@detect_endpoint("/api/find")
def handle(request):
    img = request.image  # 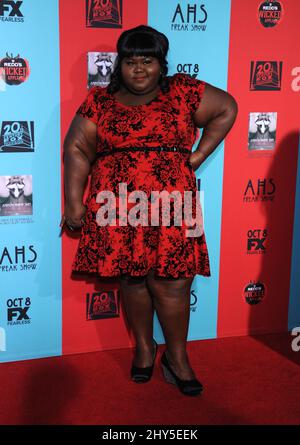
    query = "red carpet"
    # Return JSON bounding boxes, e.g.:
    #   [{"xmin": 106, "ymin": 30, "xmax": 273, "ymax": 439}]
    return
[{"xmin": 1, "ymin": 333, "xmax": 300, "ymax": 425}]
